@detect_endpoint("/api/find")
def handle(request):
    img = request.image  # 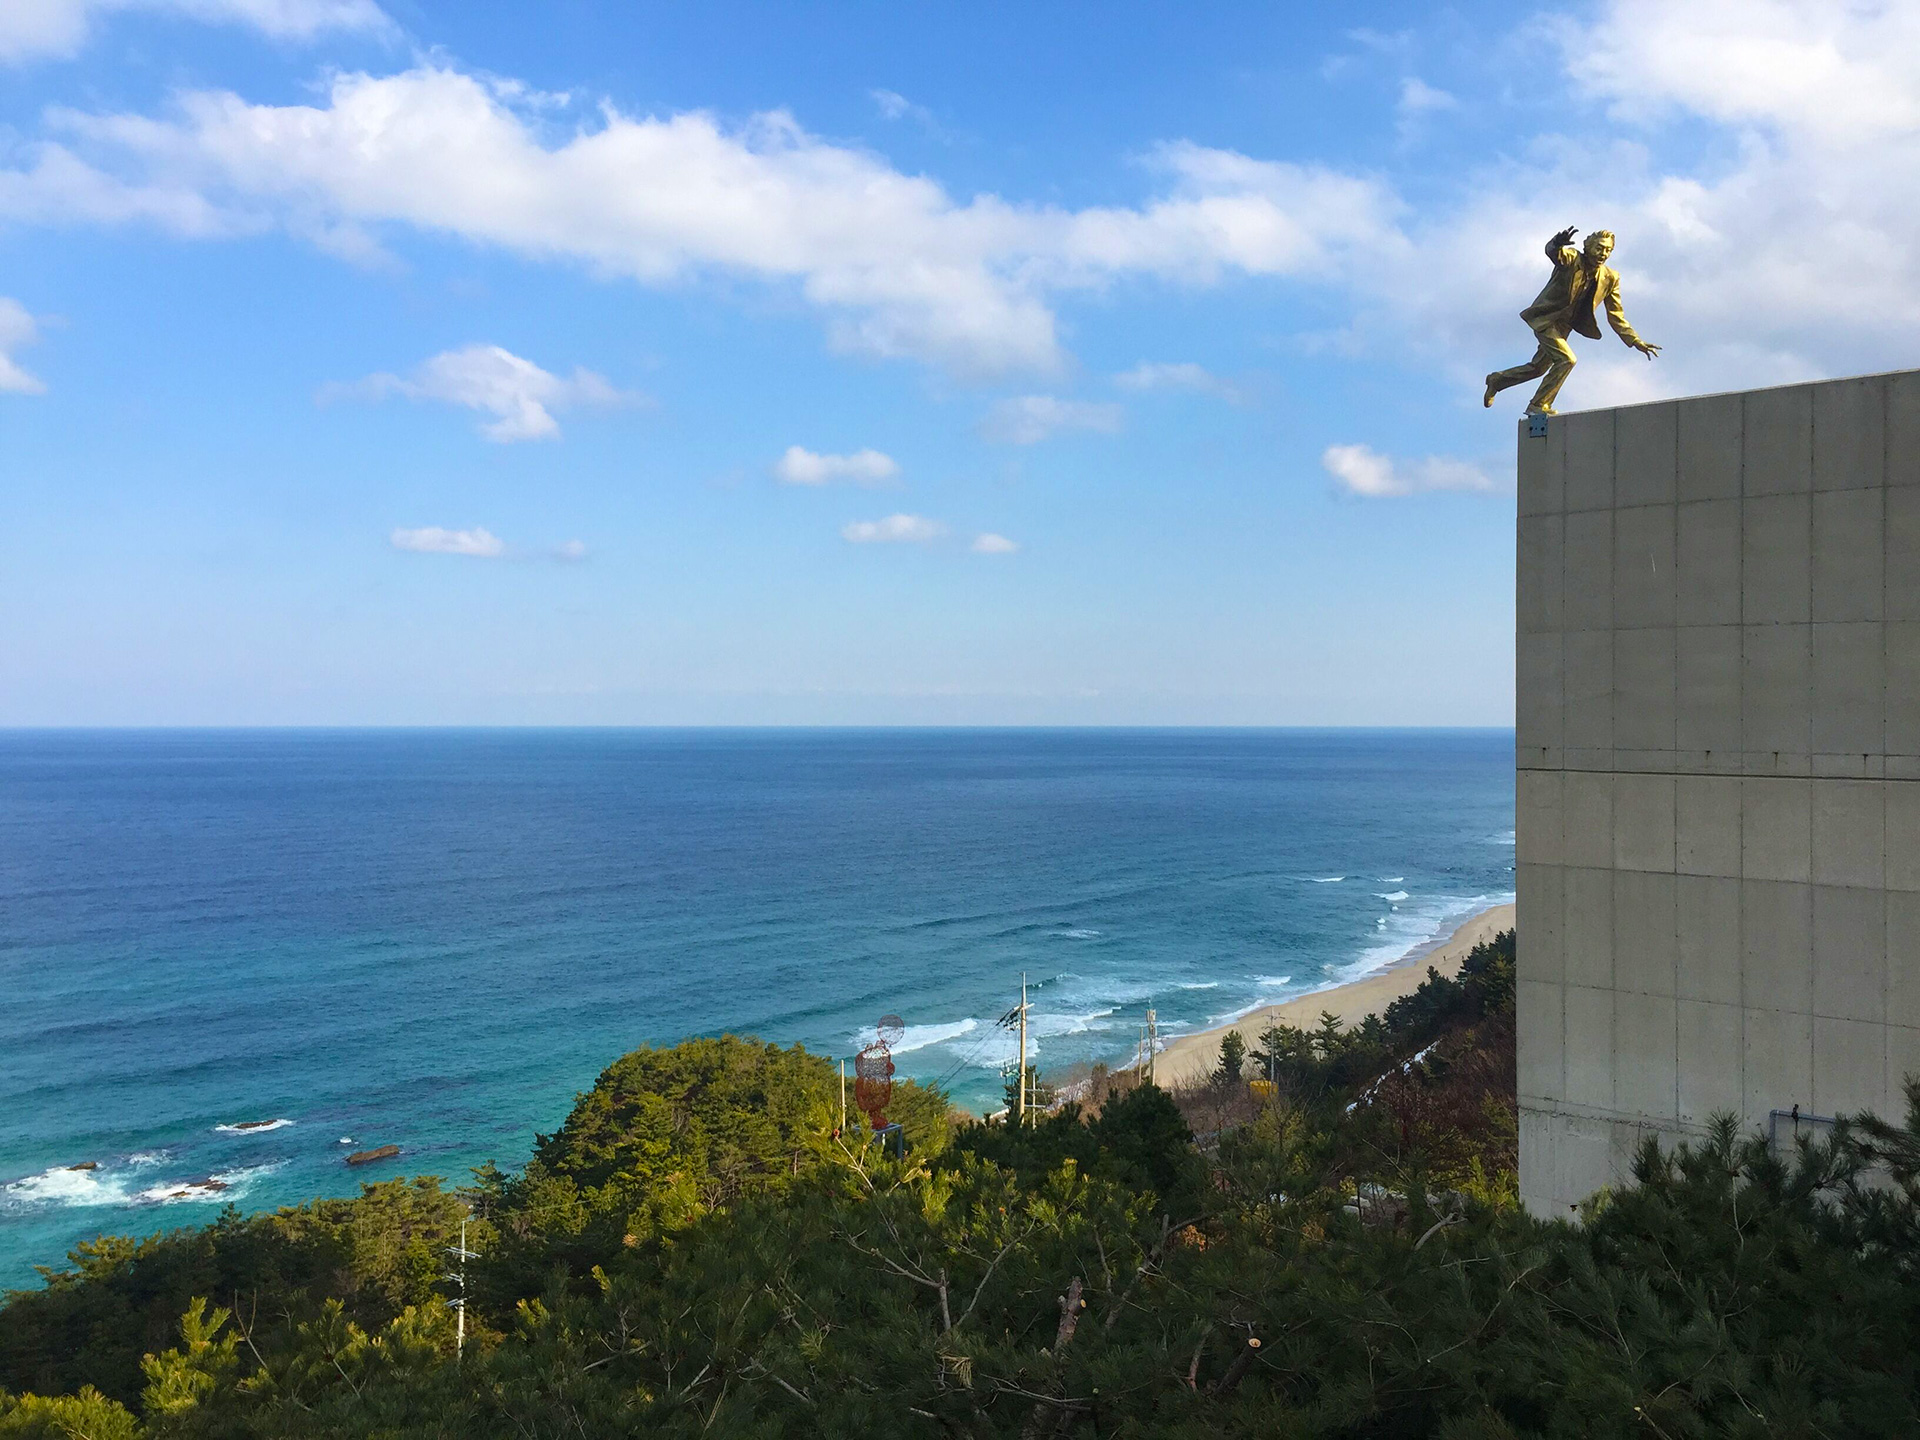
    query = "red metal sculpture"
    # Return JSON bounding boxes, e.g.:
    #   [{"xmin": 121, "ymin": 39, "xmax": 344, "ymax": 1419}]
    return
[{"xmin": 853, "ymin": 1014, "xmax": 905, "ymax": 1132}]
